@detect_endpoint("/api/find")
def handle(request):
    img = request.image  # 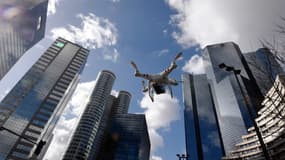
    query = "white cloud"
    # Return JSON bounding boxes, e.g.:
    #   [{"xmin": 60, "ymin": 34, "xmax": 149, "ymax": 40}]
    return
[
  {"xmin": 111, "ymin": 89, "xmax": 119, "ymax": 97},
  {"xmin": 166, "ymin": 0, "xmax": 285, "ymax": 52},
  {"xmin": 151, "ymin": 155, "xmax": 163, "ymax": 160},
  {"xmin": 140, "ymin": 92, "xmax": 180, "ymax": 154},
  {"xmin": 50, "ymin": 13, "xmax": 118, "ymax": 49},
  {"xmin": 43, "ymin": 81, "xmax": 96, "ymax": 160},
  {"xmin": 182, "ymin": 54, "xmax": 205, "ymax": 74},
  {"xmin": 103, "ymin": 48, "xmax": 120, "ymax": 63},
  {"xmin": 153, "ymin": 49, "xmax": 170, "ymax": 56},
  {"xmin": 111, "ymin": 0, "xmax": 120, "ymax": 3},
  {"xmin": 47, "ymin": 0, "xmax": 61, "ymax": 16}
]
